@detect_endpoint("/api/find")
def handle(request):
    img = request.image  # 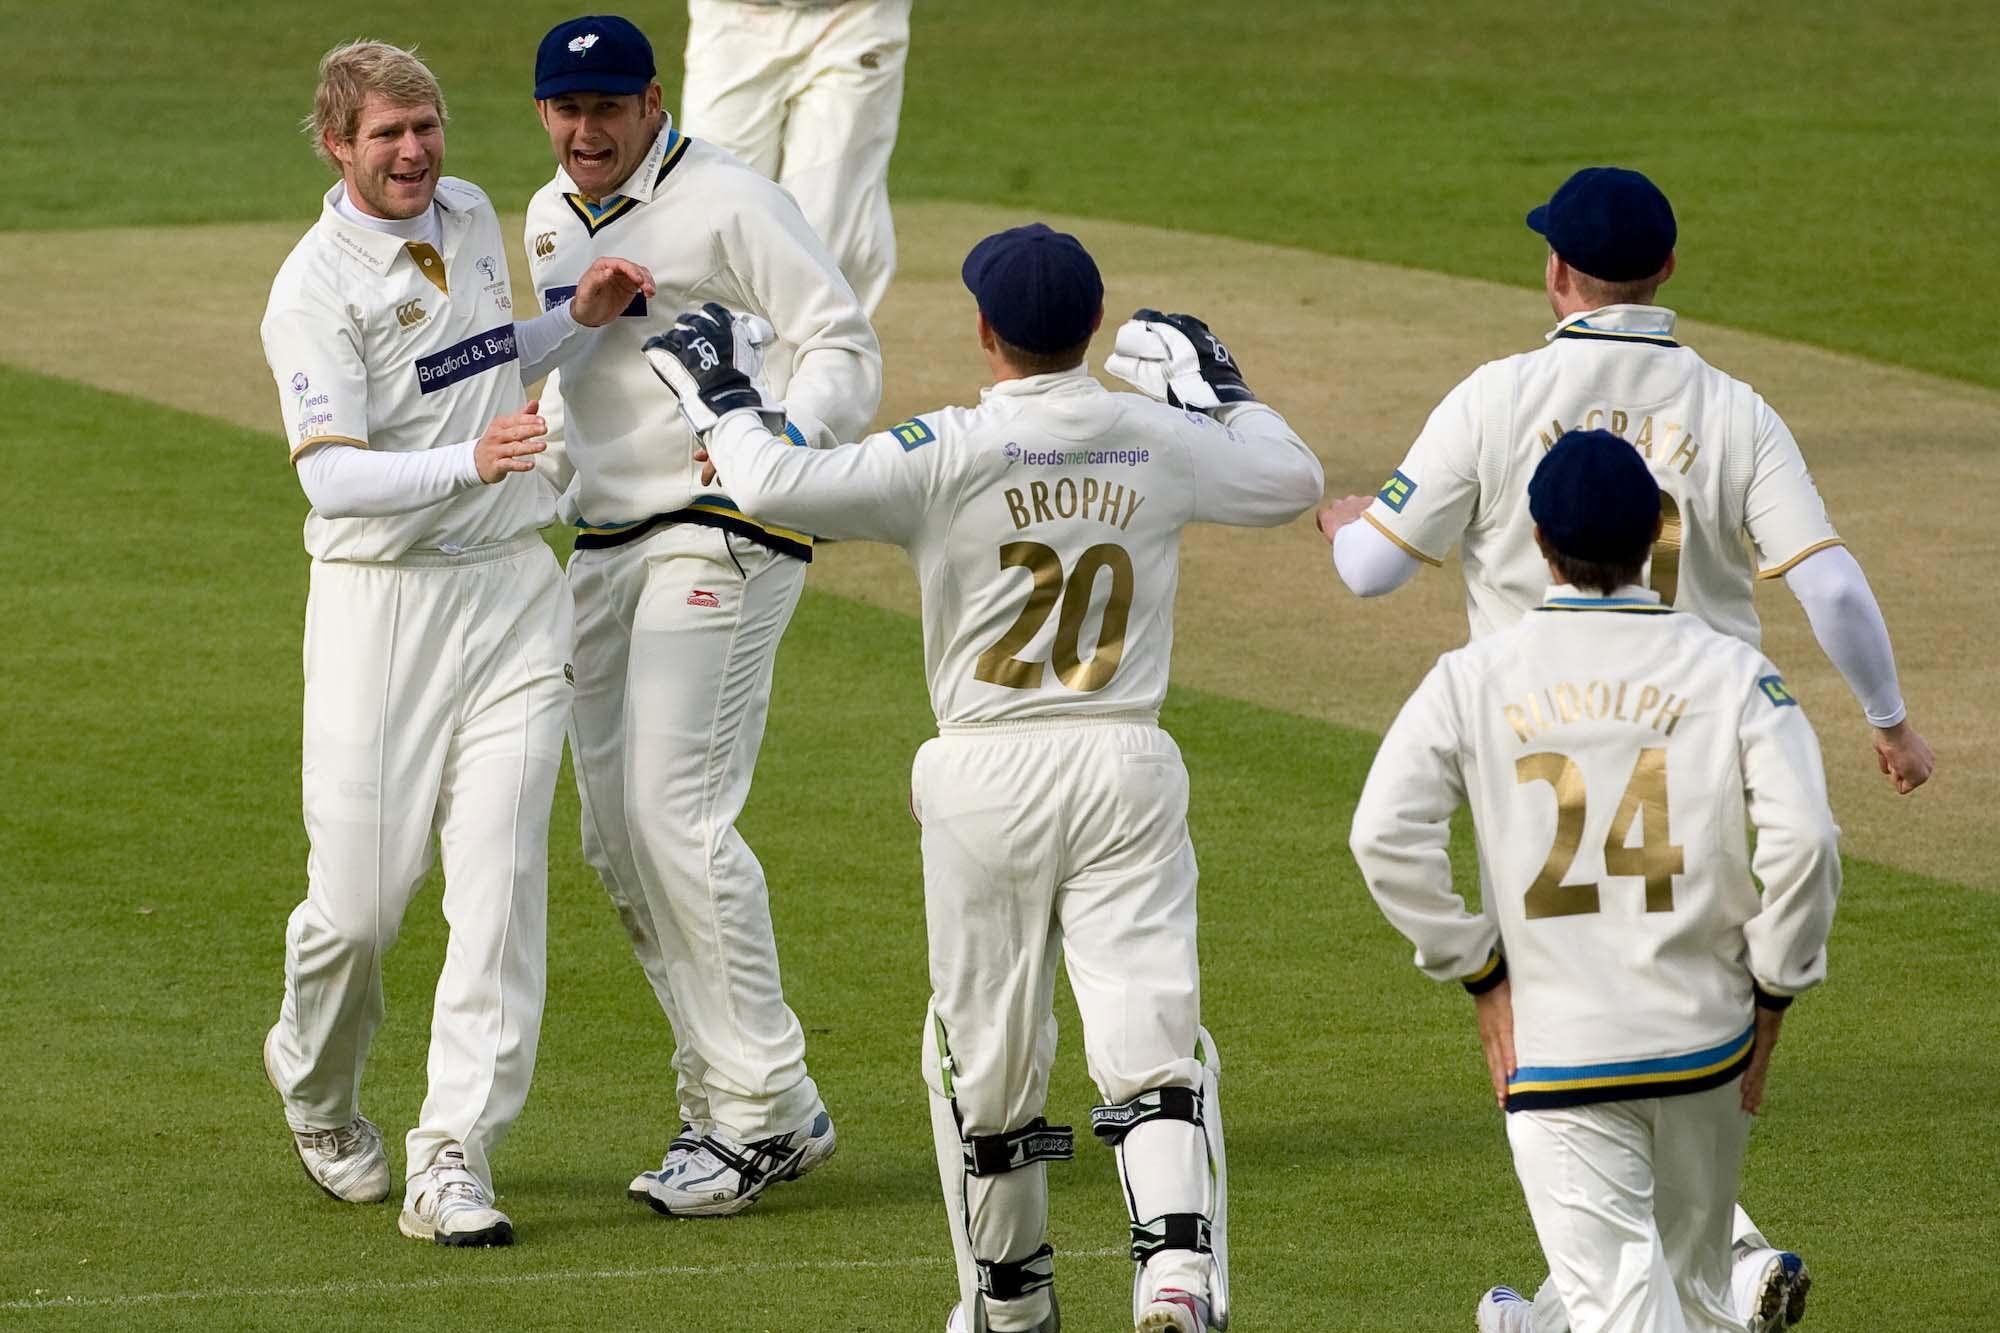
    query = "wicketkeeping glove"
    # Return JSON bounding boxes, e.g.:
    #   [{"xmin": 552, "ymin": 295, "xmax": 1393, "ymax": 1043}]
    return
[
  {"xmin": 643, "ymin": 302, "xmax": 782, "ymax": 436},
  {"xmin": 1102, "ymin": 309, "xmax": 1255, "ymax": 411}
]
